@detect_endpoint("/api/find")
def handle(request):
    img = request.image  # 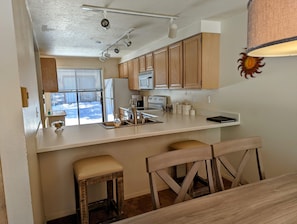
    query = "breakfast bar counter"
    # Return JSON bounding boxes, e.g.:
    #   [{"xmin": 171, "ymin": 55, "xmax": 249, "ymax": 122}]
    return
[
  {"xmin": 36, "ymin": 109, "xmax": 240, "ymax": 221},
  {"xmin": 36, "ymin": 110, "xmax": 240, "ymax": 153}
]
